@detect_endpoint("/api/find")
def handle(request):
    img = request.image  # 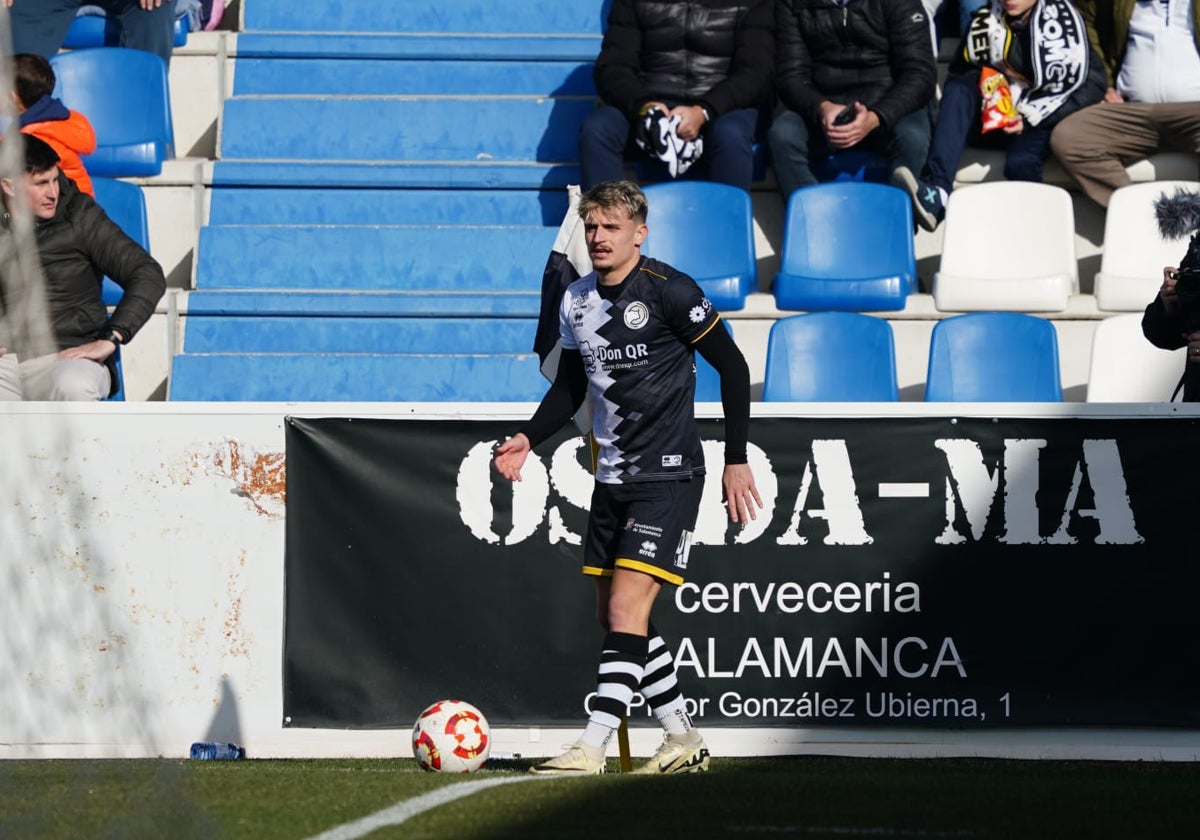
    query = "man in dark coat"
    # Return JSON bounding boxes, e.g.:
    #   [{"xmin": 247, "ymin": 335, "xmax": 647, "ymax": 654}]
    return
[
  {"xmin": 579, "ymin": 0, "xmax": 775, "ymax": 192},
  {"xmin": 769, "ymin": 0, "xmax": 938, "ymax": 202},
  {"xmin": 0, "ymin": 135, "xmax": 164, "ymax": 400}
]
